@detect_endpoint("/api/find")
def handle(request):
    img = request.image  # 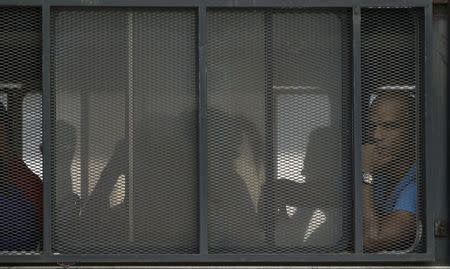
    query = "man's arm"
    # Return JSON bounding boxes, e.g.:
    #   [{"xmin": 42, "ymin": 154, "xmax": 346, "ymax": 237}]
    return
[
  {"xmin": 85, "ymin": 139, "xmax": 128, "ymax": 211},
  {"xmin": 363, "ymin": 184, "xmax": 416, "ymax": 252},
  {"xmin": 362, "ymin": 144, "xmax": 417, "ymax": 251}
]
